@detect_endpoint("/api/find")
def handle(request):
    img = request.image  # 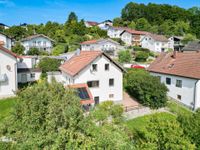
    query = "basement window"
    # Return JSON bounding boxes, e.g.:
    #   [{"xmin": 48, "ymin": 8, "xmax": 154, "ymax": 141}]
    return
[{"xmin": 177, "ymin": 95, "xmax": 182, "ymax": 100}]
